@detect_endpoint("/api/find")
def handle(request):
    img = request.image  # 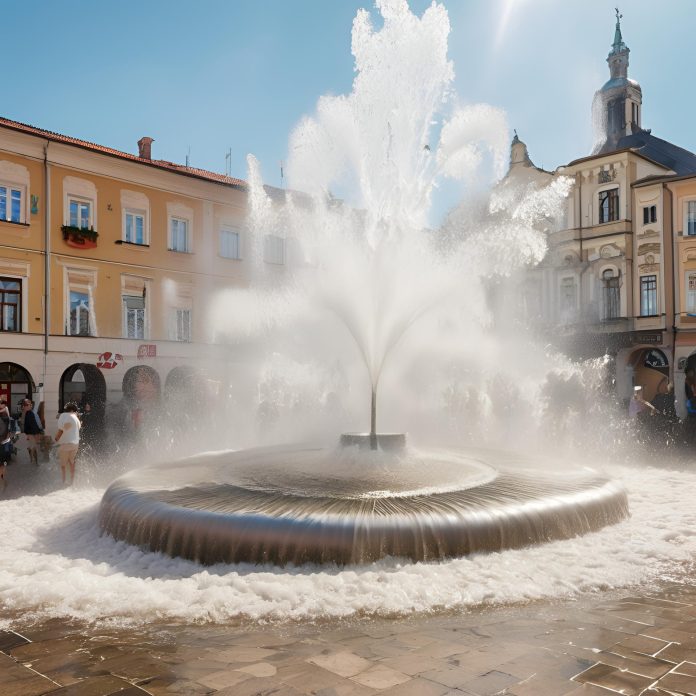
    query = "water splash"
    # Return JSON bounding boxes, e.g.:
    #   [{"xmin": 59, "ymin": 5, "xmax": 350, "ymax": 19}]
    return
[{"xmin": 211, "ymin": 0, "xmax": 570, "ymax": 438}]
